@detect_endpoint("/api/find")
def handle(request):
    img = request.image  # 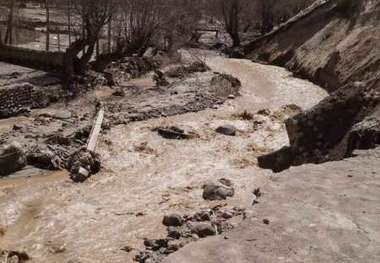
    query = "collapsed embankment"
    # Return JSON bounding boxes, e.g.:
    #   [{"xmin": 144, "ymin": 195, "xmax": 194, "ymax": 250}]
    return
[{"xmin": 244, "ymin": 0, "xmax": 380, "ymax": 171}]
